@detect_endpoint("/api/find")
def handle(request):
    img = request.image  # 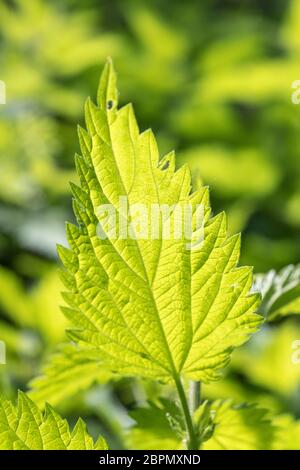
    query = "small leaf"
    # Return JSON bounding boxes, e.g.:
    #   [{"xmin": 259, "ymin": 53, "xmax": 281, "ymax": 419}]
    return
[
  {"xmin": 193, "ymin": 401, "xmax": 215, "ymax": 444},
  {"xmin": 252, "ymin": 264, "xmax": 300, "ymax": 320}
]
